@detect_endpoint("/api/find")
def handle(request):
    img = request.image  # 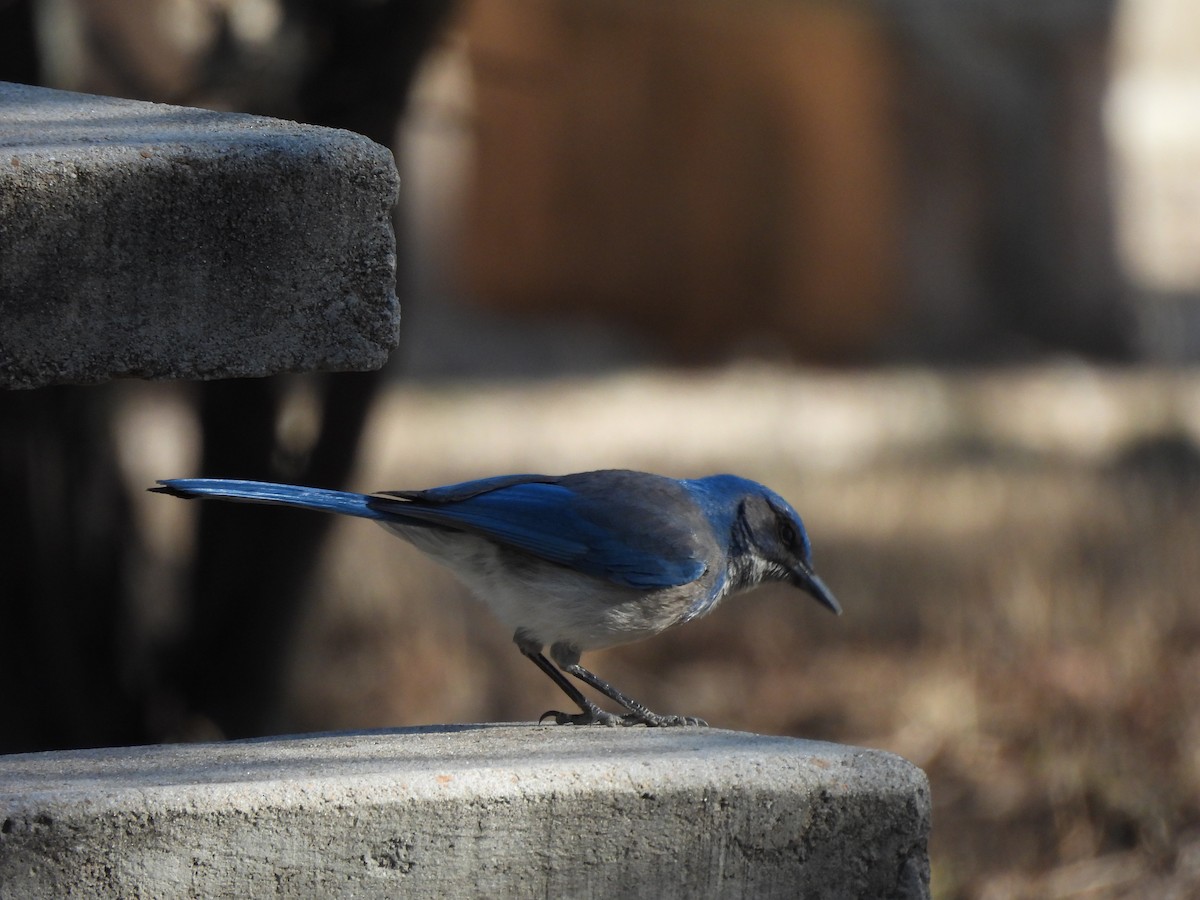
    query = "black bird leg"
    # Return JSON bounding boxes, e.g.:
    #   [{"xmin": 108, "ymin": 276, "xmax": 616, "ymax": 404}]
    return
[
  {"xmin": 561, "ymin": 662, "xmax": 707, "ymax": 727},
  {"xmin": 518, "ymin": 645, "xmax": 625, "ymax": 726},
  {"xmin": 515, "ymin": 632, "xmax": 706, "ymax": 727}
]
